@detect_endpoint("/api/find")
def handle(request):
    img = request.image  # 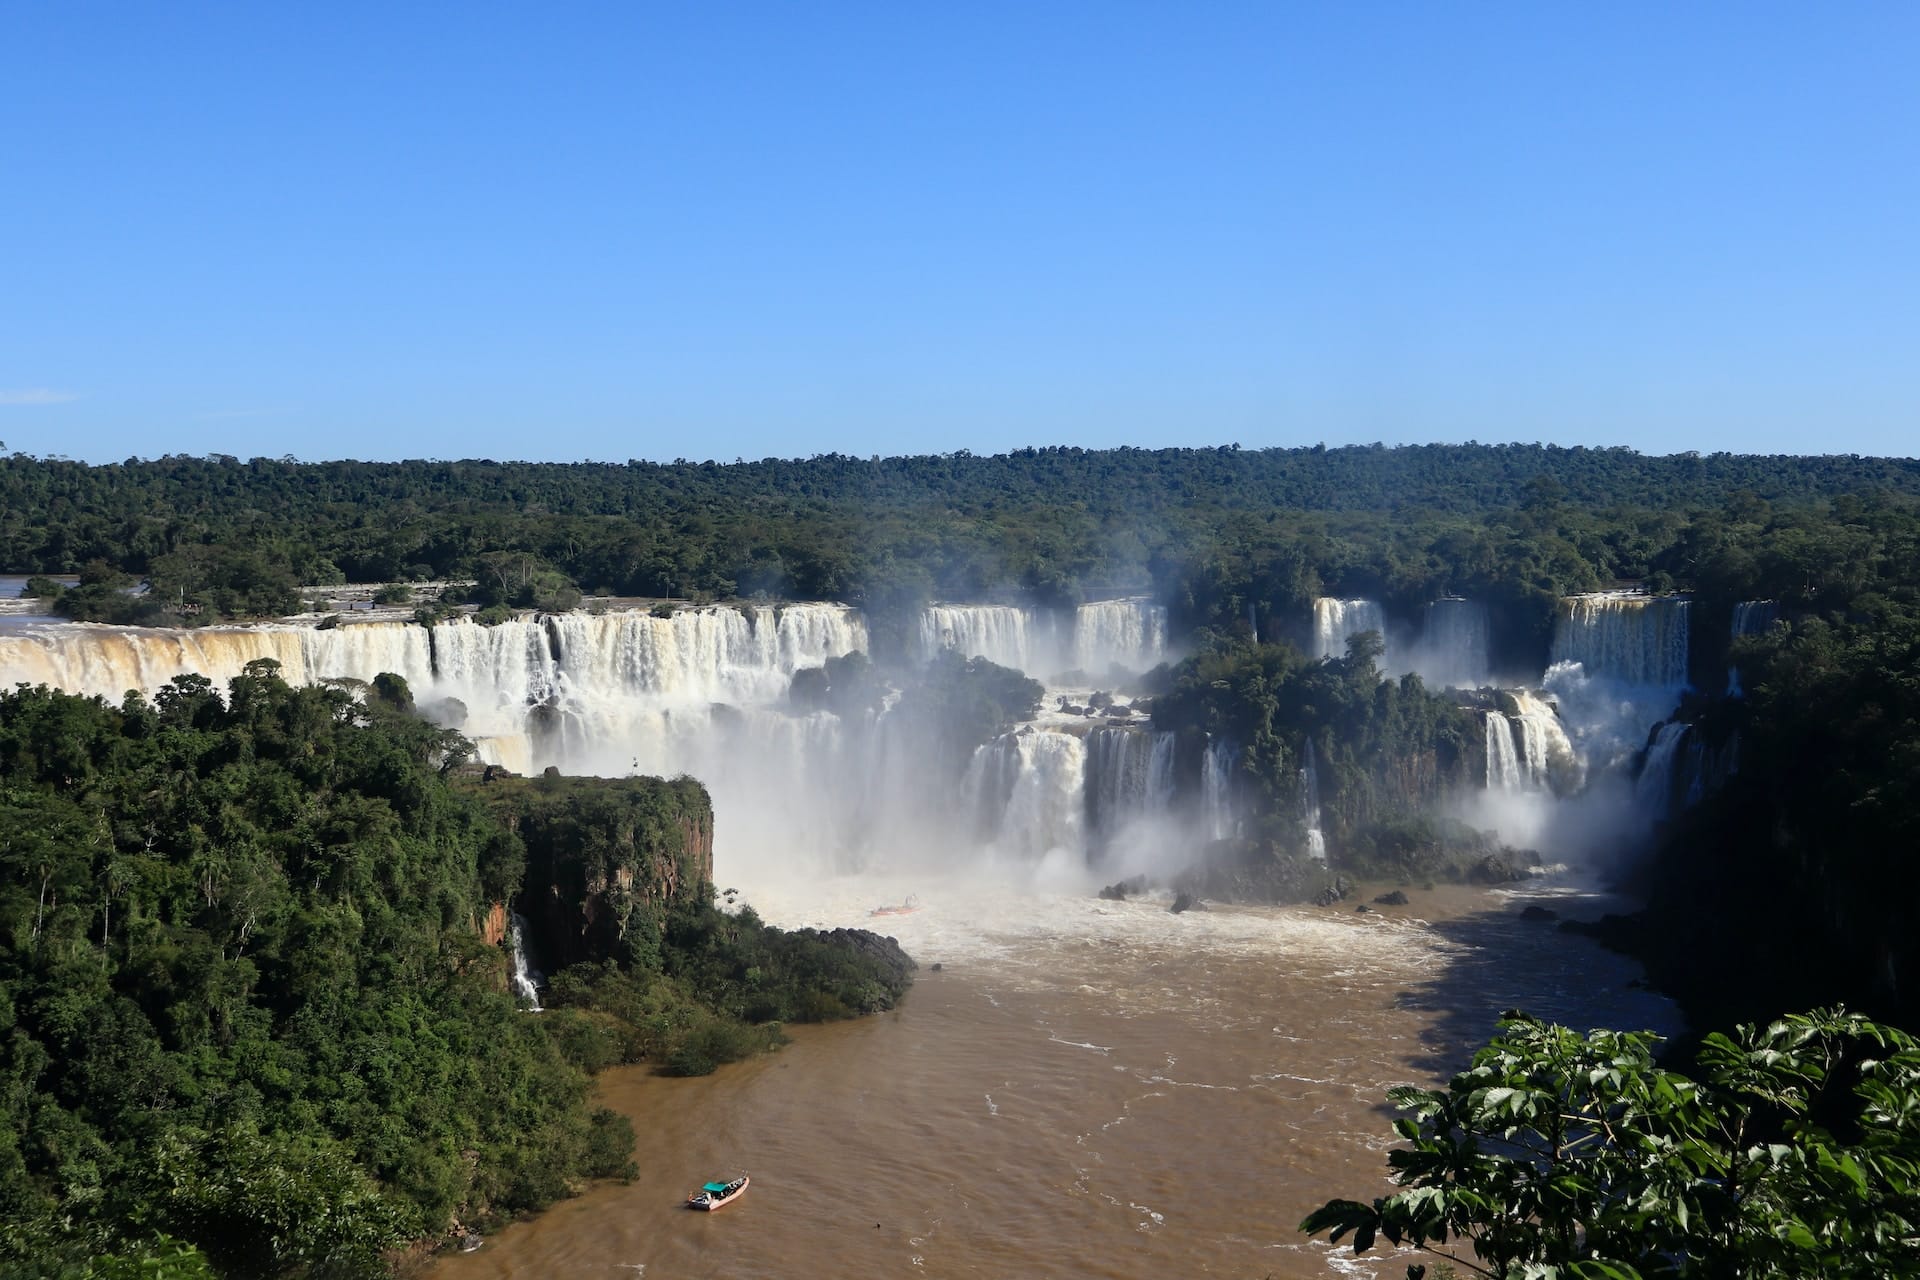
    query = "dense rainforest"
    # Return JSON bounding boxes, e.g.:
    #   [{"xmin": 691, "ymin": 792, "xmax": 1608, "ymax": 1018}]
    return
[
  {"xmin": 5, "ymin": 444, "xmax": 1919, "ymax": 650},
  {"xmin": 5, "ymin": 442, "xmax": 1920, "ymax": 1272},
  {"xmin": 0, "ymin": 667, "xmax": 911, "ymax": 1277}
]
